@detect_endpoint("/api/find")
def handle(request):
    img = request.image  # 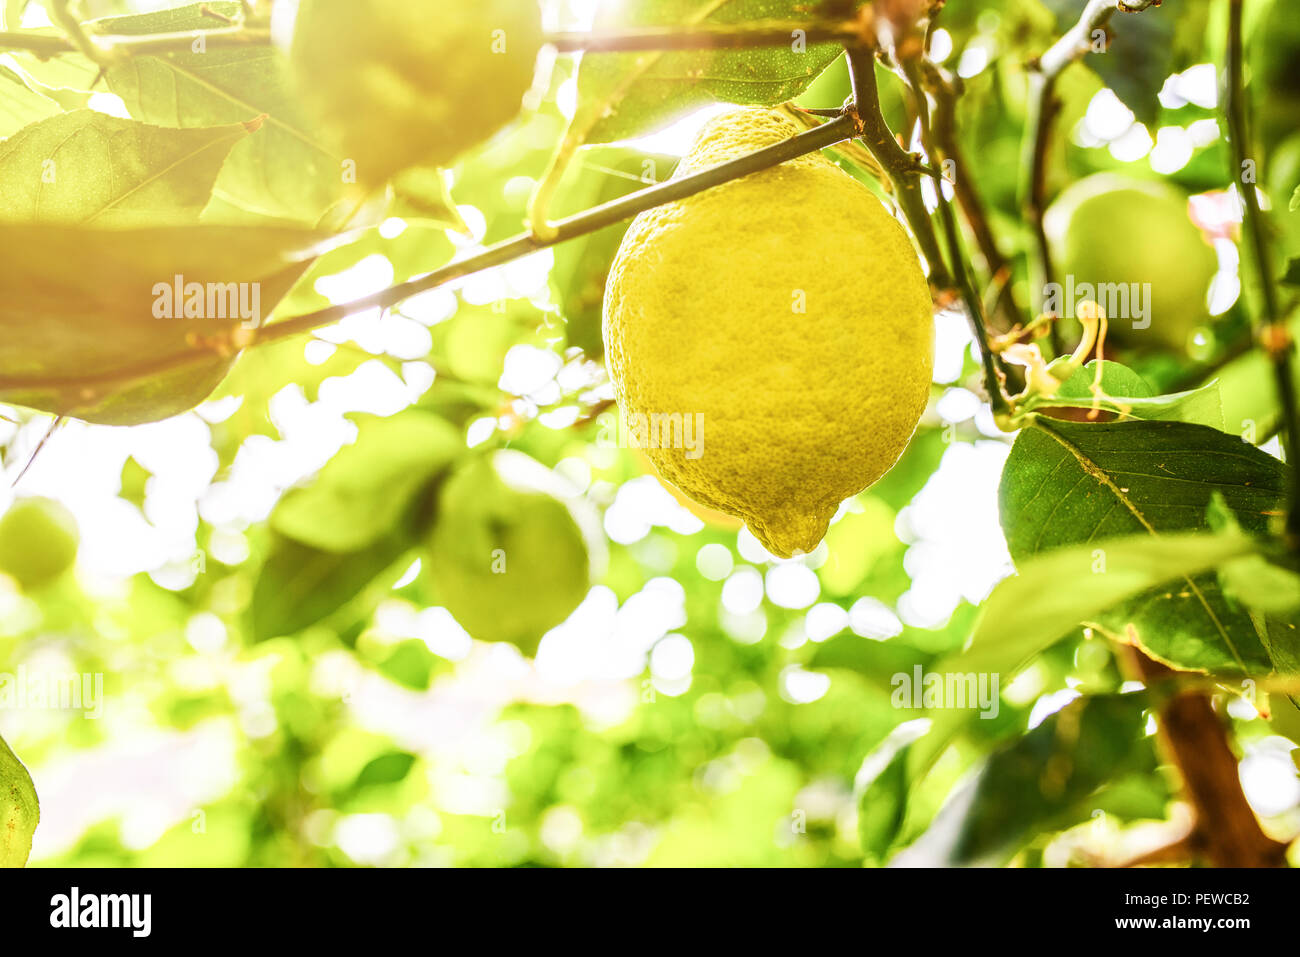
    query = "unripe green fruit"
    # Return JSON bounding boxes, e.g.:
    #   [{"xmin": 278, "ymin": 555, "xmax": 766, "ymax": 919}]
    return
[
  {"xmin": 1044, "ymin": 173, "xmax": 1219, "ymax": 351},
  {"xmin": 425, "ymin": 453, "xmax": 592, "ymax": 656},
  {"xmin": 289, "ymin": 0, "xmax": 542, "ymax": 185},
  {"xmin": 0, "ymin": 497, "xmax": 79, "ymax": 590}
]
